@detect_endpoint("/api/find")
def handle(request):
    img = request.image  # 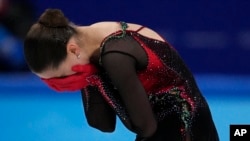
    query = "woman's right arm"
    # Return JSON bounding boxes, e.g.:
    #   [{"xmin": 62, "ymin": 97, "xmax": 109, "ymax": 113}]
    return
[{"xmin": 81, "ymin": 87, "xmax": 116, "ymax": 132}]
